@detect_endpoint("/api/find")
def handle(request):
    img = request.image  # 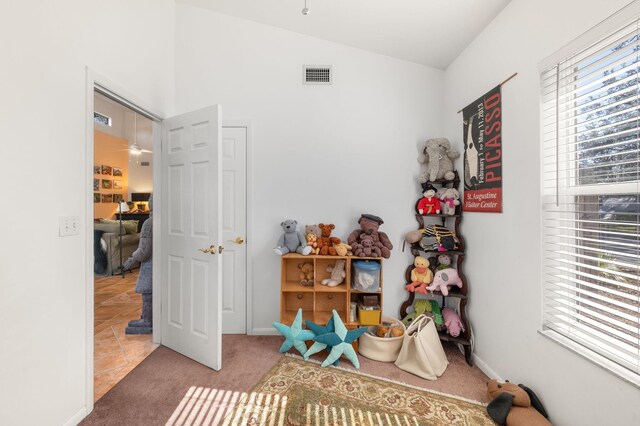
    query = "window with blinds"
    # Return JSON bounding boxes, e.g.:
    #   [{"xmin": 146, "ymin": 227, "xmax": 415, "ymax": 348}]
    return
[{"xmin": 541, "ymin": 17, "xmax": 639, "ymax": 377}]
